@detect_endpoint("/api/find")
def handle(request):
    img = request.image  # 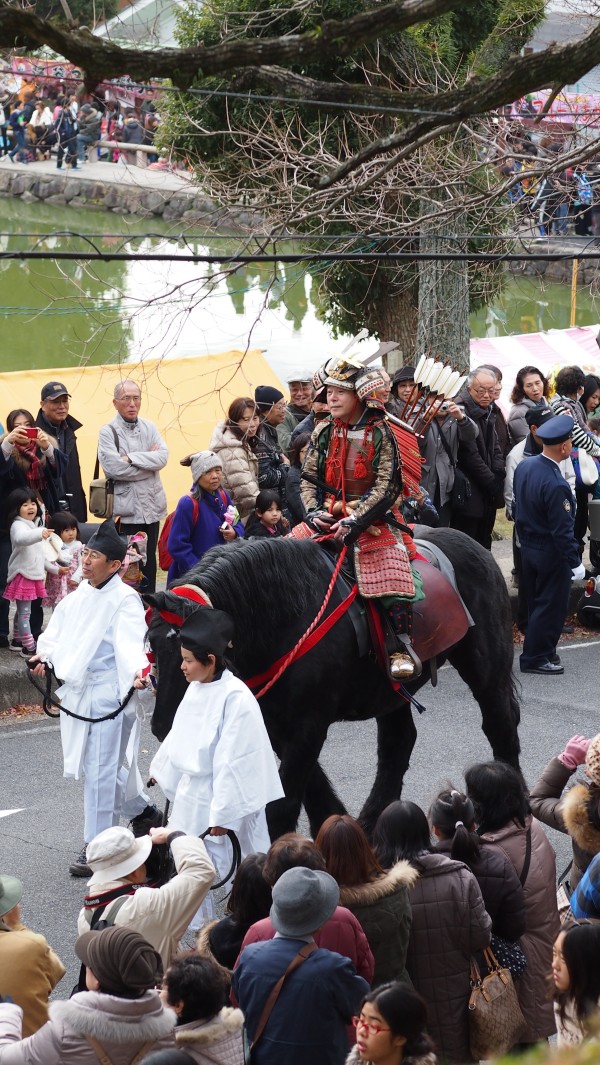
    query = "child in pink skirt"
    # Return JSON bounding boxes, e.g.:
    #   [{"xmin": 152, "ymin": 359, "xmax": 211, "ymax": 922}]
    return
[
  {"xmin": 3, "ymin": 488, "xmax": 53, "ymax": 656},
  {"xmin": 44, "ymin": 511, "xmax": 82, "ymax": 609}
]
